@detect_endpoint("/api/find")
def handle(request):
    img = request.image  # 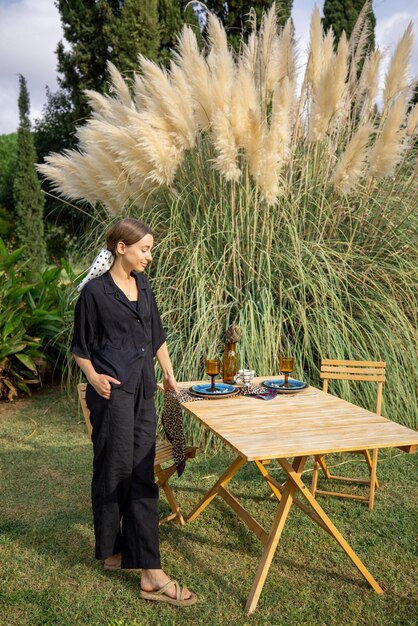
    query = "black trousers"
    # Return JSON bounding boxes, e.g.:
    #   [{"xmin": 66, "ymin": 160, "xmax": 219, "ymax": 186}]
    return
[{"xmin": 86, "ymin": 363, "xmax": 161, "ymax": 569}]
